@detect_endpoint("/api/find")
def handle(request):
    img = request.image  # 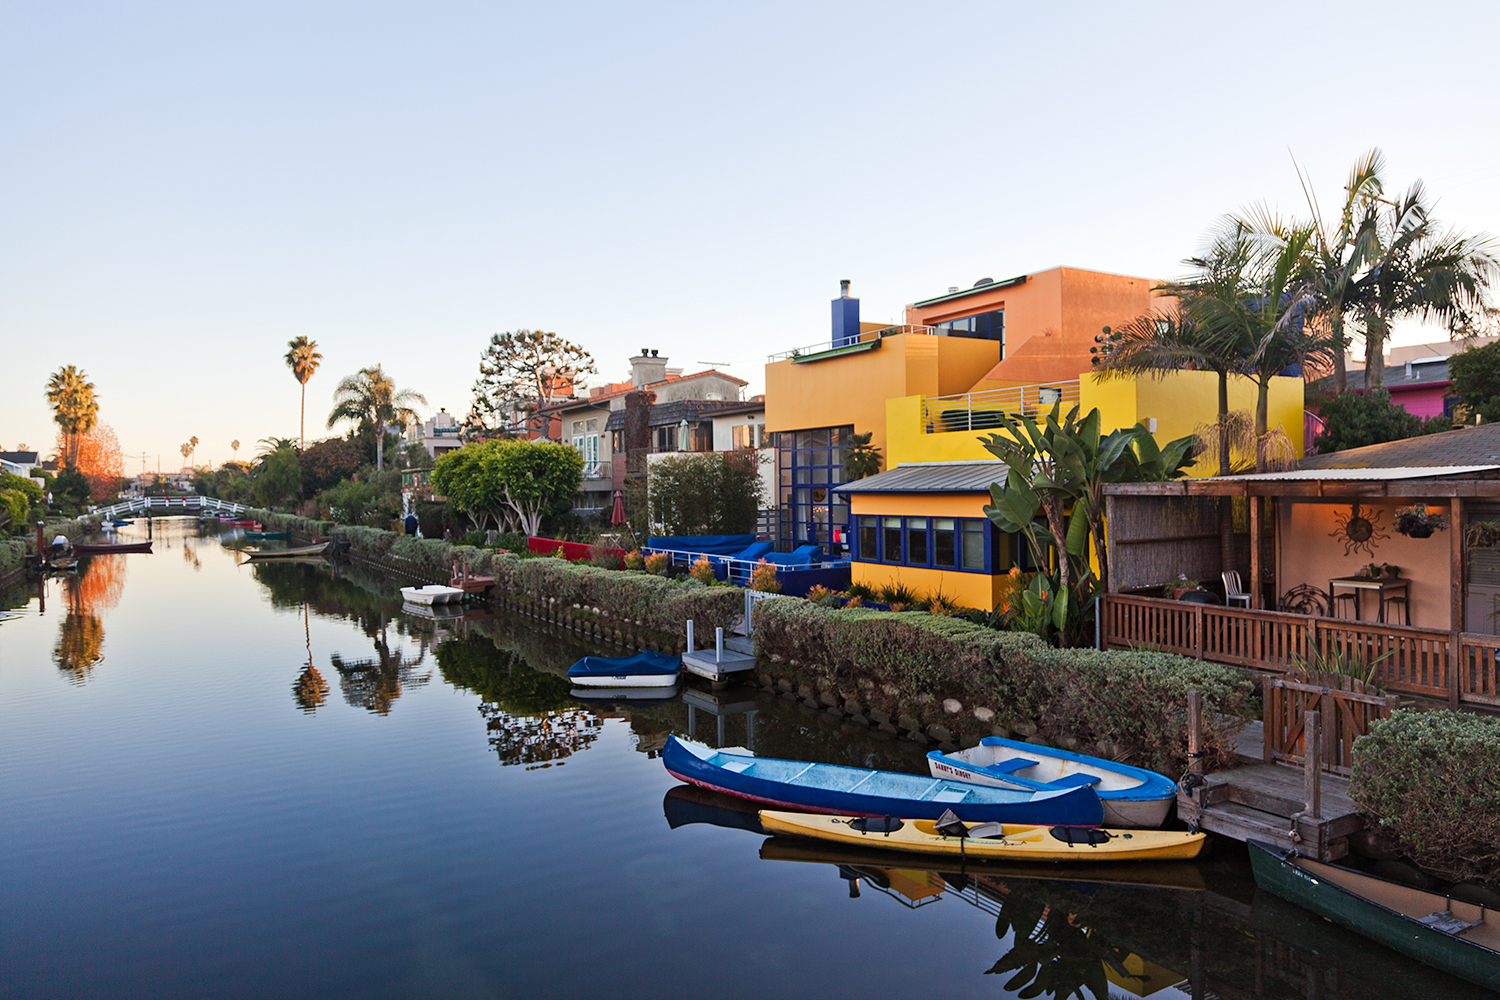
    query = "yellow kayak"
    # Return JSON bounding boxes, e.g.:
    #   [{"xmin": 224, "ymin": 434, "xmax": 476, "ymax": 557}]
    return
[{"xmin": 758, "ymin": 810, "xmax": 1207, "ymax": 862}]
